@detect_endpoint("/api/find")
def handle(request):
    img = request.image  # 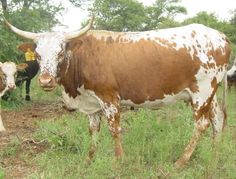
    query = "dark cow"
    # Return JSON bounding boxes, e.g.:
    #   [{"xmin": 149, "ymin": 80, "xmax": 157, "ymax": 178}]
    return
[
  {"xmin": 16, "ymin": 43, "xmax": 39, "ymax": 101},
  {"xmin": 227, "ymin": 58, "xmax": 236, "ymax": 88},
  {"xmin": 0, "ymin": 61, "xmax": 27, "ymax": 131},
  {"xmin": 5, "ymin": 18, "xmax": 231, "ymax": 167}
]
